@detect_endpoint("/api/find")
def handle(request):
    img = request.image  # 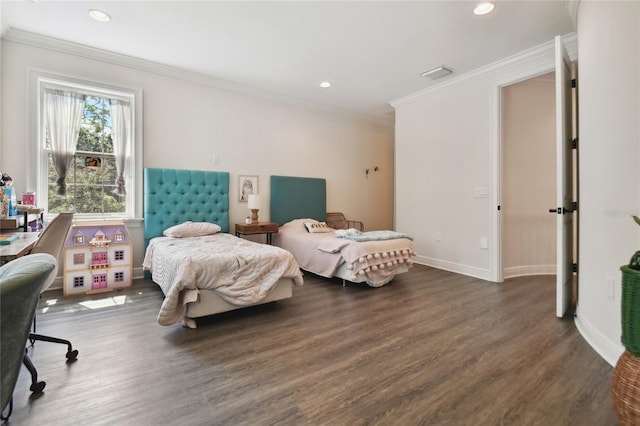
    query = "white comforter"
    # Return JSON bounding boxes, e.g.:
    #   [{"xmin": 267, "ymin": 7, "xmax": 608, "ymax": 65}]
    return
[
  {"xmin": 142, "ymin": 233, "xmax": 304, "ymax": 325},
  {"xmin": 272, "ymin": 219, "xmax": 416, "ymax": 287}
]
